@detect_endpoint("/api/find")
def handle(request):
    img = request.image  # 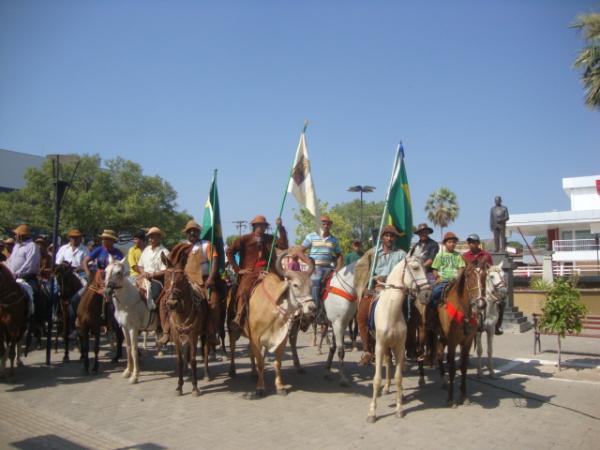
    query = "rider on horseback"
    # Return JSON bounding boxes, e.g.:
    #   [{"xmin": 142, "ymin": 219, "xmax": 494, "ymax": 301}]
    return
[
  {"xmin": 430, "ymin": 232, "xmax": 465, "ymax": 307},
  {"xmin": 5, "ymin": 224, "xmax": 40, "ymax": 316},
  {"xmin": 137, "ymin": 227, "xmax": 169, "ymax": 311}
]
